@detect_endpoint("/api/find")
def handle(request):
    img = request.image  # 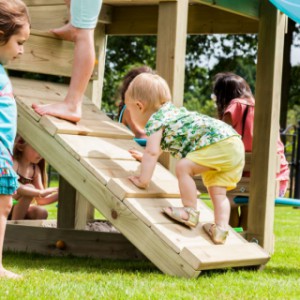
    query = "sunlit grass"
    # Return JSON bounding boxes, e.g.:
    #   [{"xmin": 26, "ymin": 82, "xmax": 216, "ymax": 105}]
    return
[{"xmin": 1, "ymin": 206, "xmax": 299, "ymax": 299}]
